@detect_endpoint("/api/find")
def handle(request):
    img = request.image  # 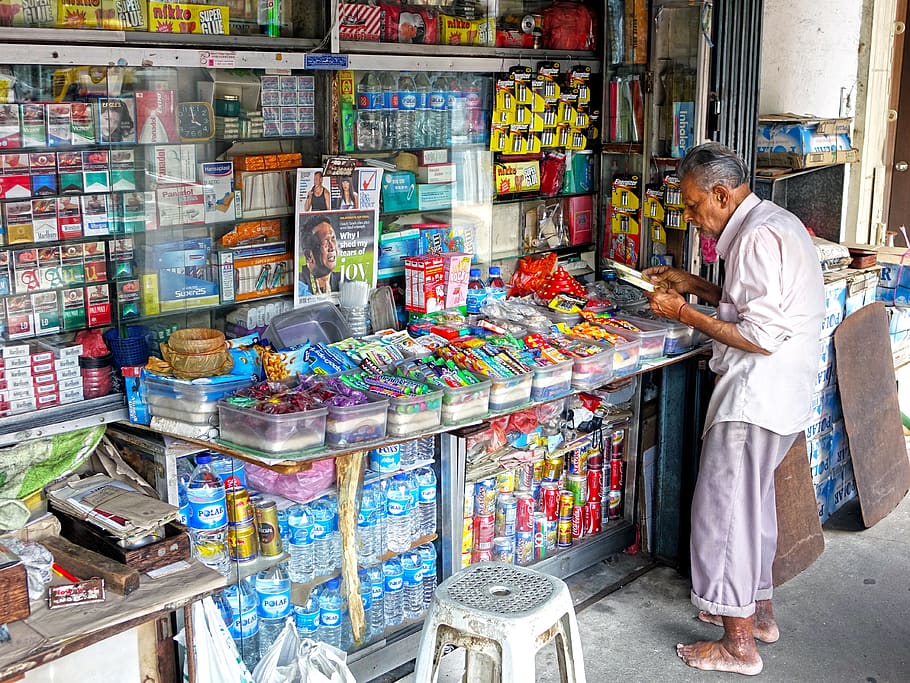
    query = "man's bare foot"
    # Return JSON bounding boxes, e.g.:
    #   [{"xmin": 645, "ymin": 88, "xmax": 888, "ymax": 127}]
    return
[
  {"xmin": 677, "ymin": 615, "xmax": 763, "ymax": 676},
  {"xmin": 676, "ymin": 640, "xmax": 763, "ymax": 676},
  {"xmin": 697, "ymin": 600, "xmax": 780, "ymax": 643}
]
